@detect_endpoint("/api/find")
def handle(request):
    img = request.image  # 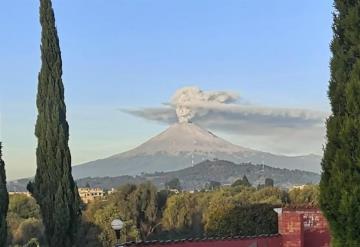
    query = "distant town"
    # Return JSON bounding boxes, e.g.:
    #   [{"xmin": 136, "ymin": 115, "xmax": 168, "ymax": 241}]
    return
[{"xmin": 8, "ymin": 181, "xmax": 314, "ymax": 205}]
